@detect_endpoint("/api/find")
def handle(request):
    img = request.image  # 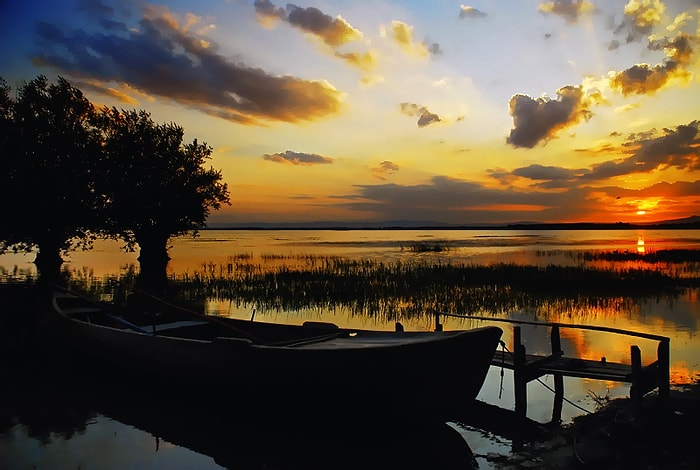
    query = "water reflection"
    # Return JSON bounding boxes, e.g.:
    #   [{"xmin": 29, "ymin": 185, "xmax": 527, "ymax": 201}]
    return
[{"xmin": 0, "ymin": 336, "xmax": 479, "ymax": 470}]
